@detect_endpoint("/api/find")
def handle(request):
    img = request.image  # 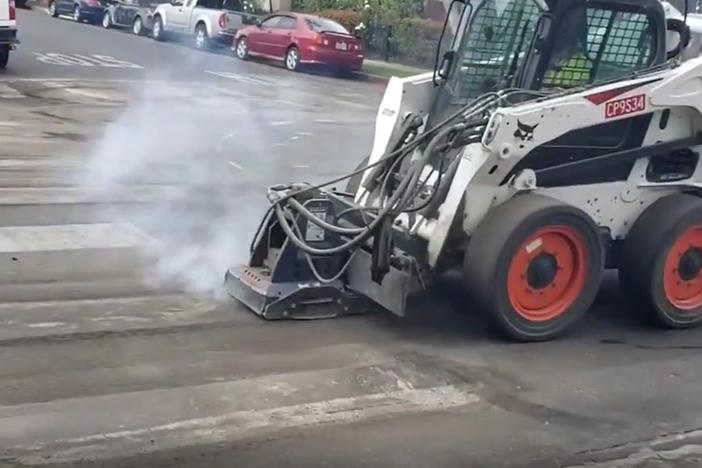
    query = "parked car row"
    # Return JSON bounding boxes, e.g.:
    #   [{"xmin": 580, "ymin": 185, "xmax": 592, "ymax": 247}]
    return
[
  {"xmin": 0, "ymin": 0, "xmax": 18, "ymax": 70},
  {"xmin": 47, "ymin": 0, "xmax": 365, "ymax": 73}
]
